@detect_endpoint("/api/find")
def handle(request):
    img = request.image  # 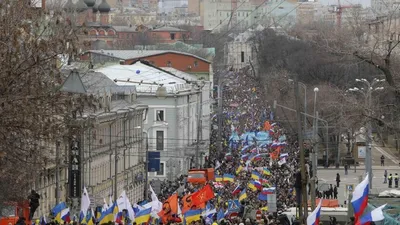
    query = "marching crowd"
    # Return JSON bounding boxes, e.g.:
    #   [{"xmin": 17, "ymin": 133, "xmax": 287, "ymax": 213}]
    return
[{"xmin": 154, "ymin": 72, "xmax": 302, "ymax": 225}]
